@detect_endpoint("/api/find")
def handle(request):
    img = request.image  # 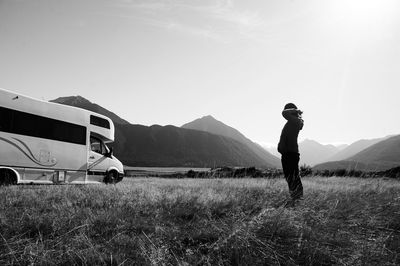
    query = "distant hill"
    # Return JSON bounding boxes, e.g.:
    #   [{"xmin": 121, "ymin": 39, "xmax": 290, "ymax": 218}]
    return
[
  {"xmin": 51, "ymin": 97, "xmax": 277, "ymax": 168},
  {"xmin": 314, "ymin": 135, "xmax": 400, "ymax": 171},
  {"xmin": 327, "ymin": 136, "xmax": 391, "ymax": 161},
  {"xmin": 51, "ymin": 96, "xmax": 130, "ymax": 125},
  {"xmin": 299, "ymin": 139, "xmax": 340, "ymax": 166},
  {"xmin": 181, "ymin": 115, "xmax": 280, "ymax": 168}
]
